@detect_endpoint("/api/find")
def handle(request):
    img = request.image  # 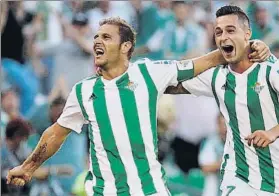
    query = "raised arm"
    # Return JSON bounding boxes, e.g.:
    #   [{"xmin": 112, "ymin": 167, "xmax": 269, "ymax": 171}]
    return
[
  {"xmin": 191, "ymin": 49, "xmax": 225, "ymax": 77},
  {"xmin": 6, "ymin": 123, "xmax": 71, "ymax": 186}
]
